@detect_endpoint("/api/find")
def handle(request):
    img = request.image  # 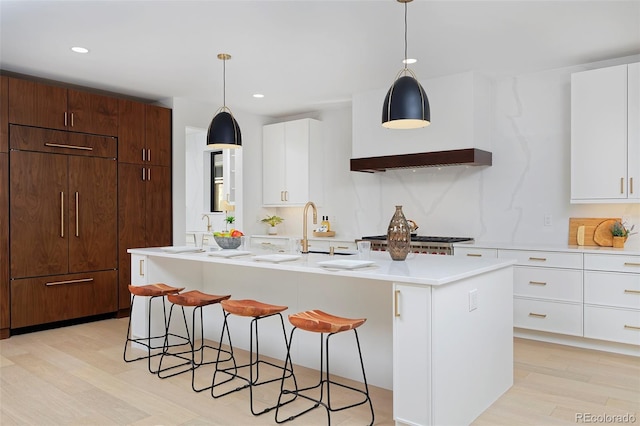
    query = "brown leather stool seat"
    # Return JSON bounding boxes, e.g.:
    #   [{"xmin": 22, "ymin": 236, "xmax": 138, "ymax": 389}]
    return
[
  {"xmin": 275, "ymin": 310, "xmax": 374, "ymax": 425},
  {"xmin": 123, "ymin": 283, "xmax": 189, "ymax": 374},
  {"xmin": 157, "ymin": 290, "xmax": 231, "ymax": 392},
  {"xmin": 211, "ymin": 299, "xmax": 296, "ymax": 416}
]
